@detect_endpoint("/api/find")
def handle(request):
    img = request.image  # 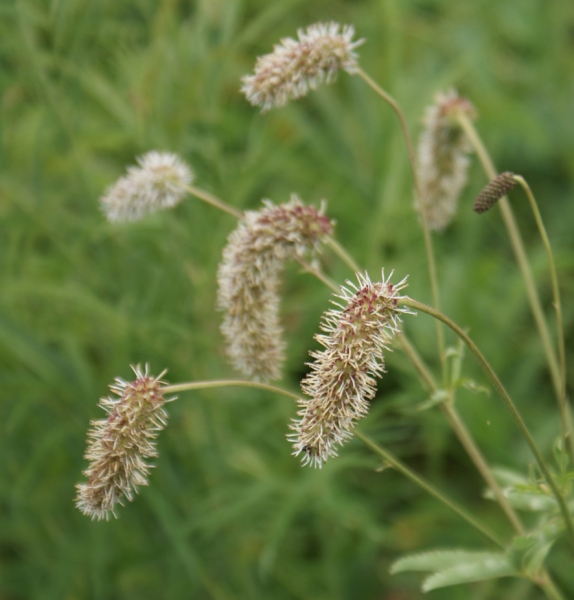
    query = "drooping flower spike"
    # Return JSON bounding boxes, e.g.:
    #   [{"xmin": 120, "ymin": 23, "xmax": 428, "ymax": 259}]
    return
[
  {"xmin": 241, "ymin": 22, "xmax": 363, "ymax": 112},
  {"xmin": 217, "ymin": 195, "xmax": 334, "ymax": 382},
  {"xmin": 289, "ymin": 271, "xmax": 412, "ymax": 468},
  {"xmin": 474, "ymin": 172, "xmax": 517, "ymax": 214},
  {"xmin": 75, "ymin": 365, "xmax": 174, "ymax": 520},
  {"xmin": 415, "ymin": 90, "xmax": 477, "ymax": 231},
  {"xmin": 100, "ymin": 151, "xmax": 193, "ymax": 223}
]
